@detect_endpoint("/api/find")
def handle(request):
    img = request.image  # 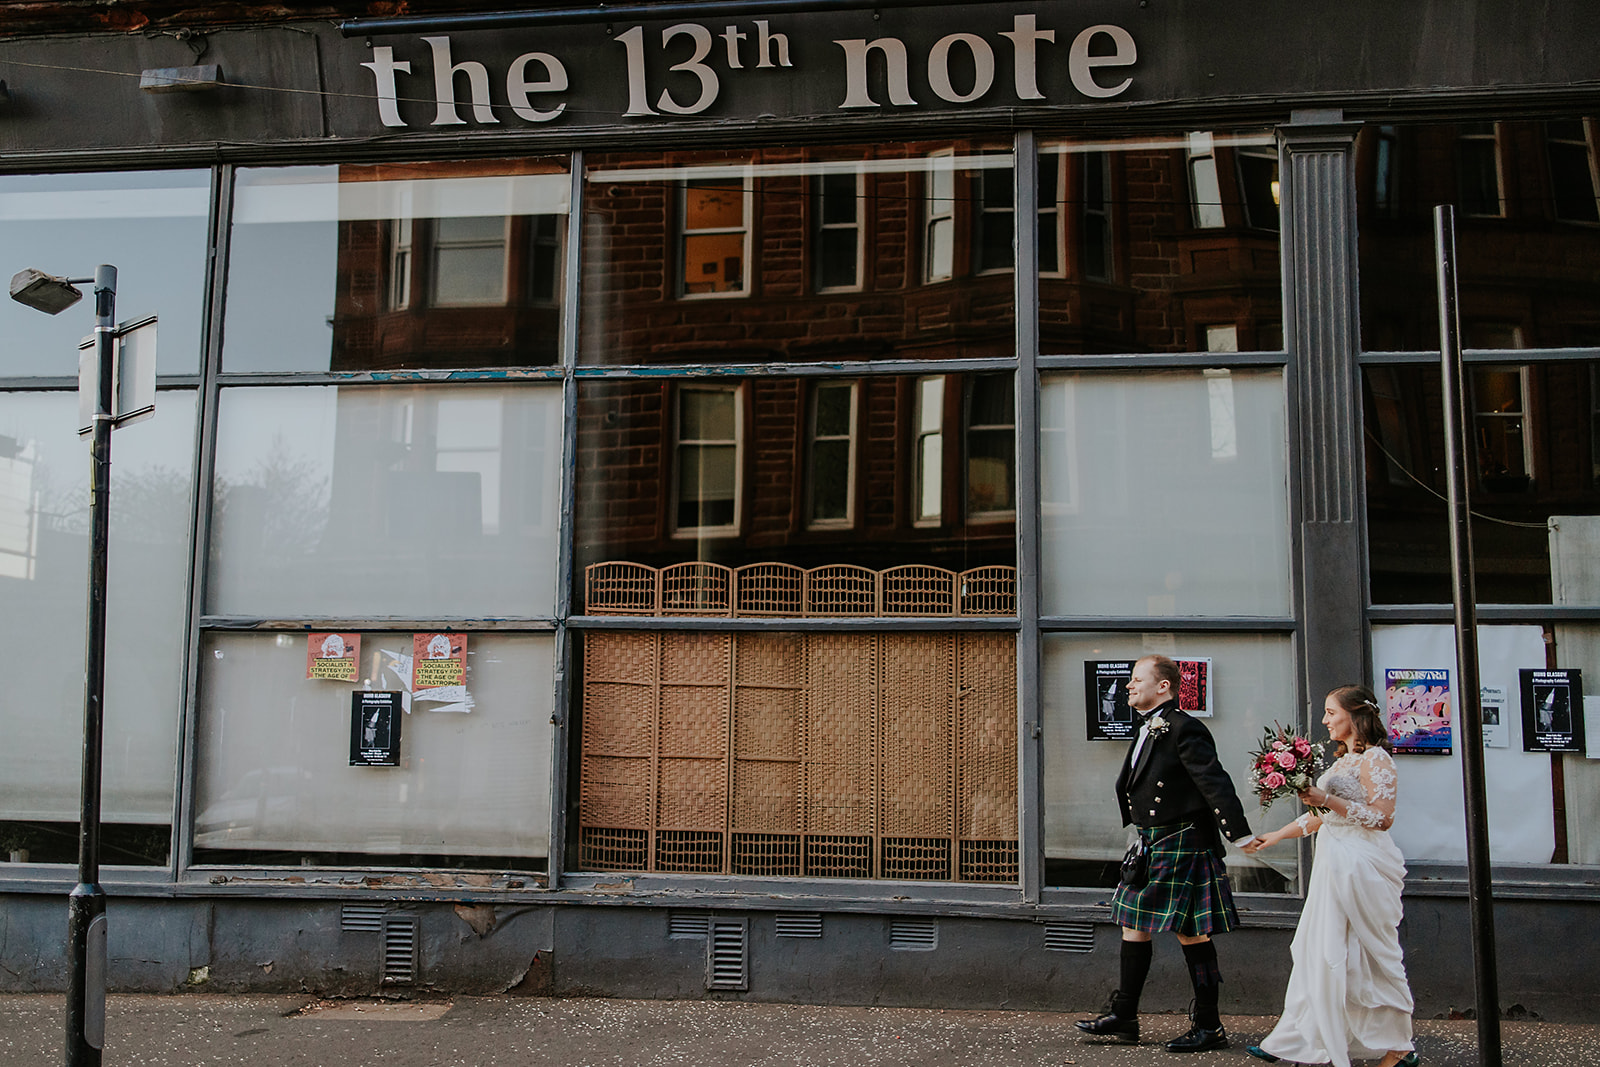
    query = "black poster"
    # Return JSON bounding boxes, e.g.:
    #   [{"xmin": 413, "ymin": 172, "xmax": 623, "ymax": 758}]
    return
[
  {"xmin": 350, "ymin": 690, "xmax": 404, "ymax": 767},
  {"xmin": 1085, "ymin": 660, "xmax": 1137, "ymax": 741},
  {"xmin": 1520, "ymin": 668, "xmax": 1584, "ymax": 754}
]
